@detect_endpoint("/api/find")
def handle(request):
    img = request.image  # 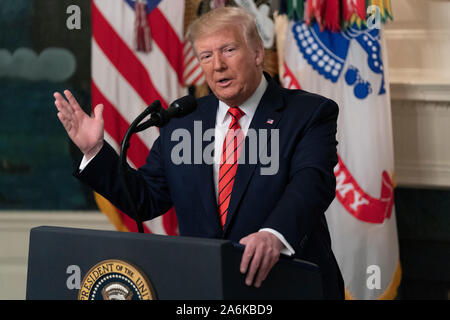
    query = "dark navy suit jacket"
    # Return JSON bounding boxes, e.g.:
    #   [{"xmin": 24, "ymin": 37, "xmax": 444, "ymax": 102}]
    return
[{"xmin": 75, "ymin": 74, "xmax": 345, "ymax": 299}]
